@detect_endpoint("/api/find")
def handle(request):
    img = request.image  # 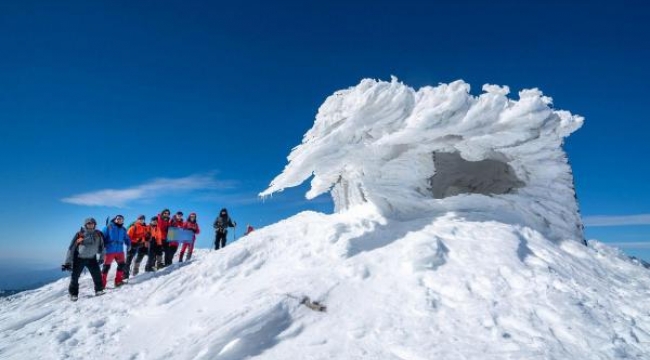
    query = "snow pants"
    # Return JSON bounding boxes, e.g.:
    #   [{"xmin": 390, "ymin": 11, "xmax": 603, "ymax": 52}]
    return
[
  {"xmin": 102, "ymin": 252, "xmax": 126, "ymax": 287},
  {"xmin": 132, "ymin": 243, "xmax": 148, "ymax": 275},
  {"xmin": 125, "ymin": 242, "xmax": 145, "ymax": 279},
  {"xmin": 145, "ymin": 241, "xmax": 163, "ymax": 271},
  {"xmin": 164, "ymin": 240, "xmax": 178, "ymax": 266},
  {"xmin": 179, "ymin": 240, "xmax": 195, "ymax": 262},
  {"xmin": 215, "ymin": 231, "xmax": 227, "ymax": 250},
  {"xmin": 69, "ymin": 257, "xmax": 103, "ymax": 296}
]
